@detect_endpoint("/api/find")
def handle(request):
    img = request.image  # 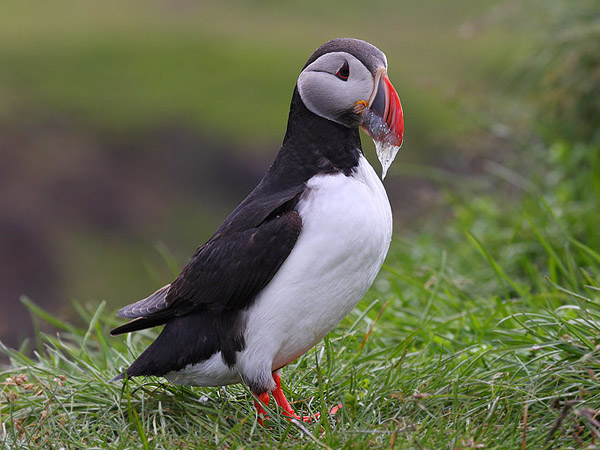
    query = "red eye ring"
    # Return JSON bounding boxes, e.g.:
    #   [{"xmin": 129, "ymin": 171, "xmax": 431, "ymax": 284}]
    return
[{"xmin": 335, "ymin": 62, "xmax": 350, "ymax": 81}]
